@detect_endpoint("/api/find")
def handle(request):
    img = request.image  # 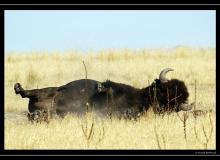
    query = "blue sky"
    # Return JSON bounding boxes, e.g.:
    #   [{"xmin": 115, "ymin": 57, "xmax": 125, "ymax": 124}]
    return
[{"xmin": 5, "ymin": 10, "xmax": 216, "ymax": 53}]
